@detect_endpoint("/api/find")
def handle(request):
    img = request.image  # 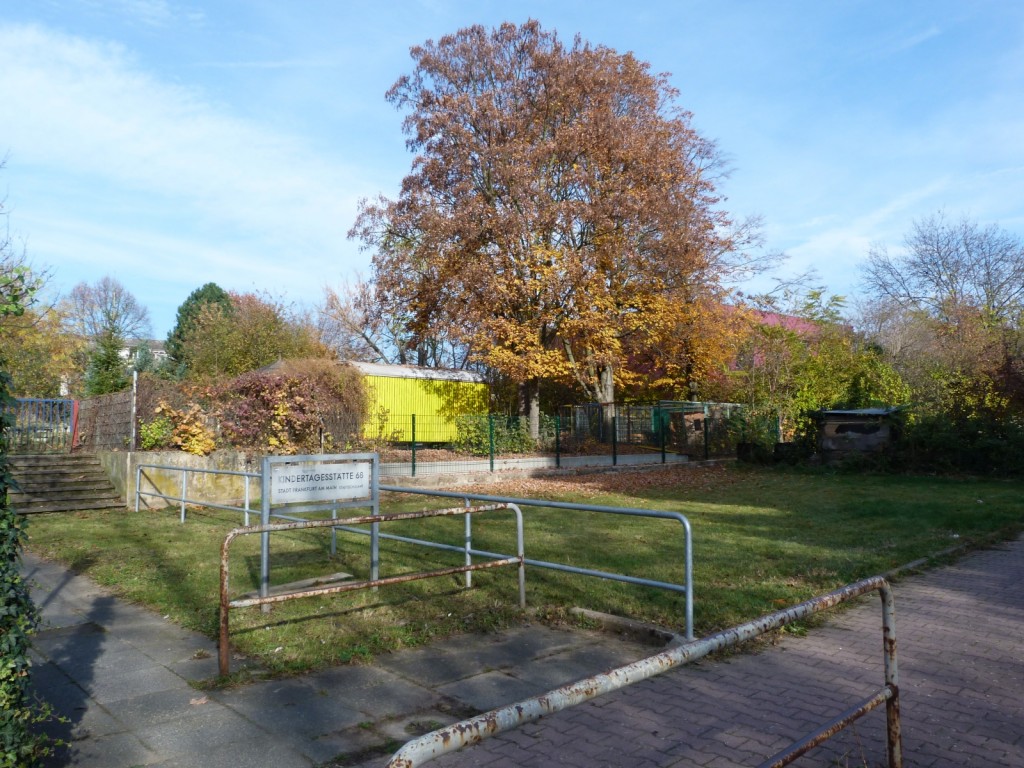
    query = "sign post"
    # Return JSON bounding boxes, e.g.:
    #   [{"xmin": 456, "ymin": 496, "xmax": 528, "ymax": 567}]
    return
[{"xmin": 259, "ymin": 453, "xmax": 379, "ymax": 602}]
